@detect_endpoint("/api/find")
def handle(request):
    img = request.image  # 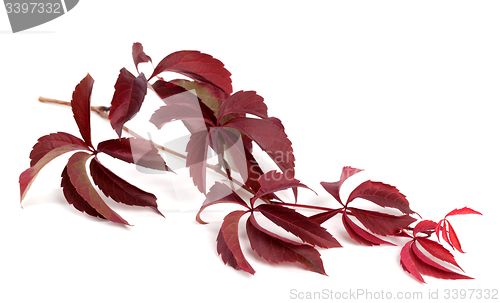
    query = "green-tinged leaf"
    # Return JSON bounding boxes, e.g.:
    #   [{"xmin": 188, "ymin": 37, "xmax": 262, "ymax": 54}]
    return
[{"xmin": 246, "ymin": 214, "xmax": 327, "ymax": 275}]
